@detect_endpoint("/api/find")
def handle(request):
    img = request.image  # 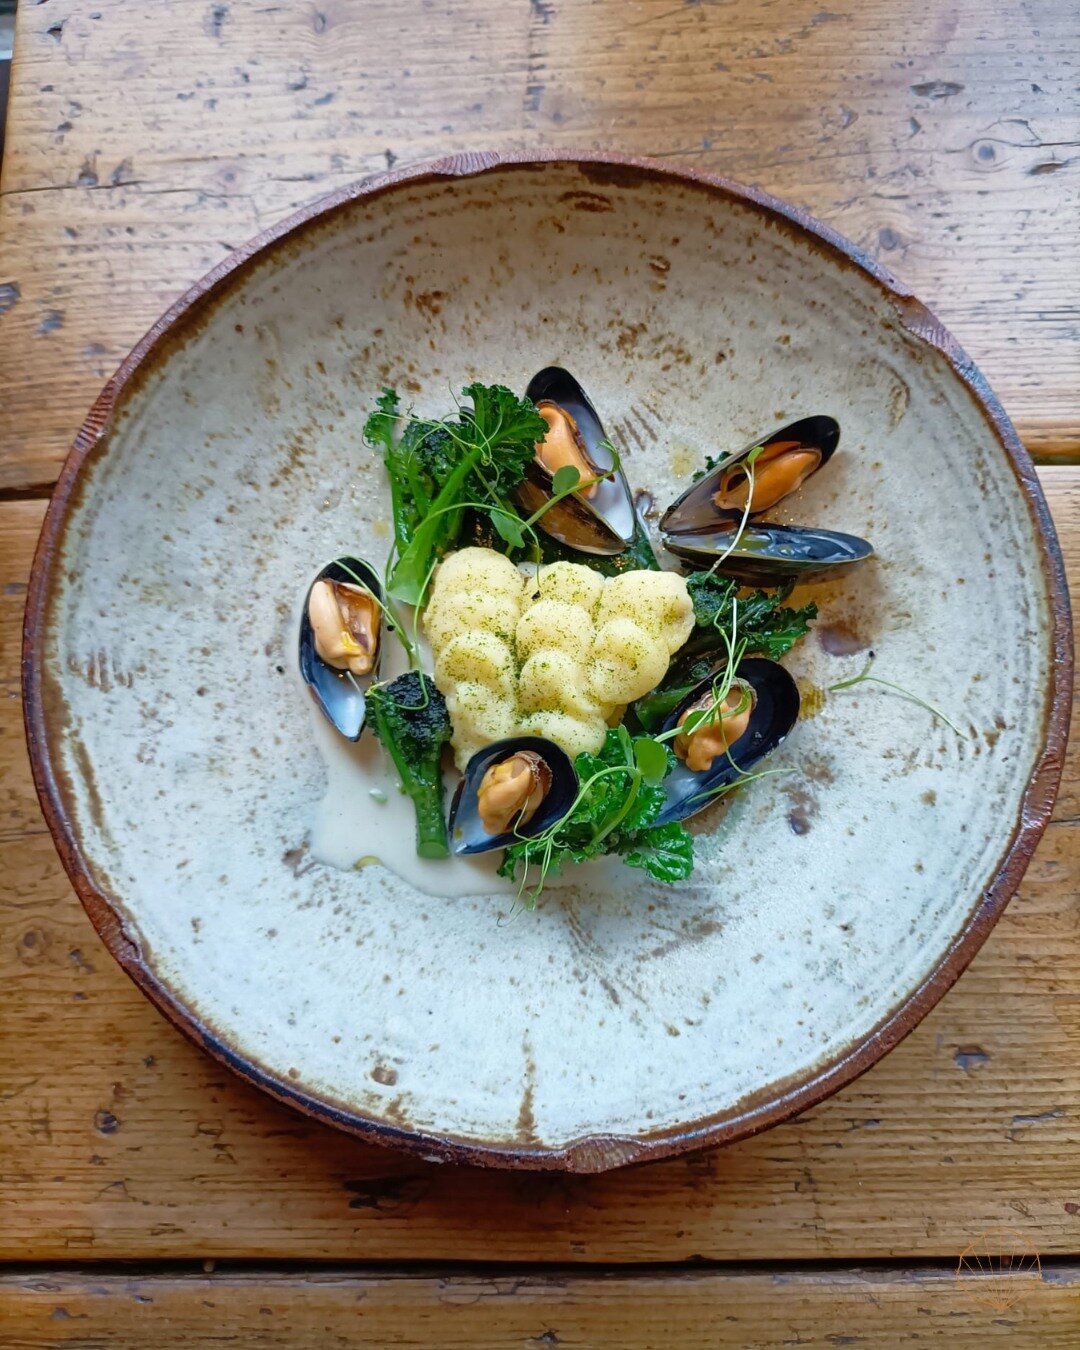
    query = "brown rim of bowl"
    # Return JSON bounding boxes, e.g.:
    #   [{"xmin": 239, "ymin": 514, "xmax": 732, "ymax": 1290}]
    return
[{"xmin": 22, "ymin": 149, "xmax": 1073, "ymax": 1173}]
